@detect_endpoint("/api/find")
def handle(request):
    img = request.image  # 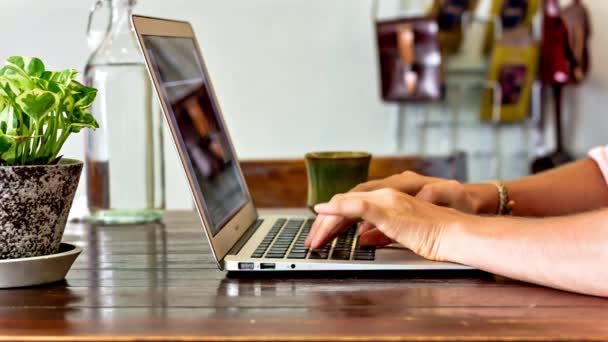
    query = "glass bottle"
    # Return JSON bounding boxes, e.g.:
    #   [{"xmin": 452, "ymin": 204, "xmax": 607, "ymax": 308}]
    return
[{"xmin": 84, "ymin": 0, "xmax": 165, "ymax": 224}]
